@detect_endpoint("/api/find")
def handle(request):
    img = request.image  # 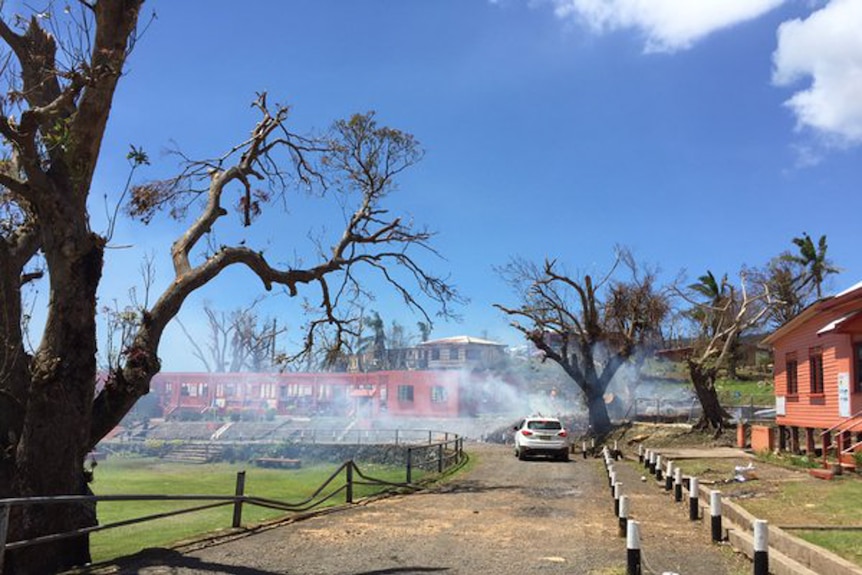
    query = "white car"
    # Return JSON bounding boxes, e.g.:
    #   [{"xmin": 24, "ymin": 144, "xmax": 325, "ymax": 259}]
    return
[{"xmin": 513, "ymin": 417, "xmax": 570, "ymax": 461}]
